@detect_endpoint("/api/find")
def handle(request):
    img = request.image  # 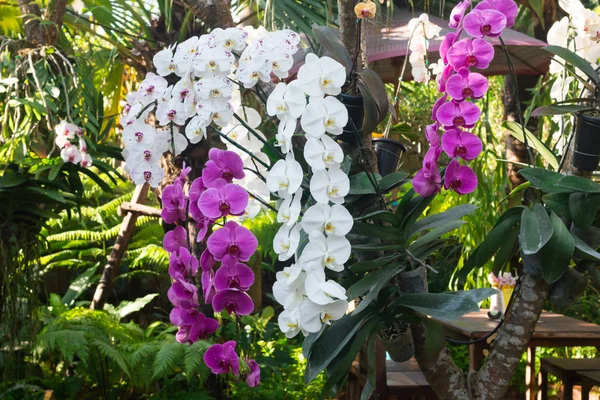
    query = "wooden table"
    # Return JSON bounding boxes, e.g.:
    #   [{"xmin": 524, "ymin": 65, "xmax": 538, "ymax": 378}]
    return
[{"xmin": 438, "ymin": 310, "xmax": 600, "ymax": 400}]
